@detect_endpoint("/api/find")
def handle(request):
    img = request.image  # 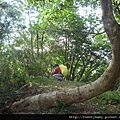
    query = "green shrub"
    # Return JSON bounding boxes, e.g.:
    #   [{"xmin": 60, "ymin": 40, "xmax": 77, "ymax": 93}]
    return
[{"xmin": 94, "ymin": 91, "xmax": 120, "ymax": 105}]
